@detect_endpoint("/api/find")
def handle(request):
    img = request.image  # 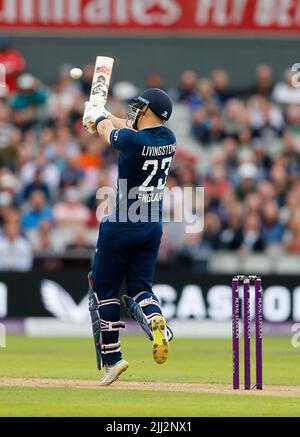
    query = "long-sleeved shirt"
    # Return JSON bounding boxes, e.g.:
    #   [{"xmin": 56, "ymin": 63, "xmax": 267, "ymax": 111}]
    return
[{"xmin": 0, "ymin": 236, "xmax": 33, "ymax": 271}]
